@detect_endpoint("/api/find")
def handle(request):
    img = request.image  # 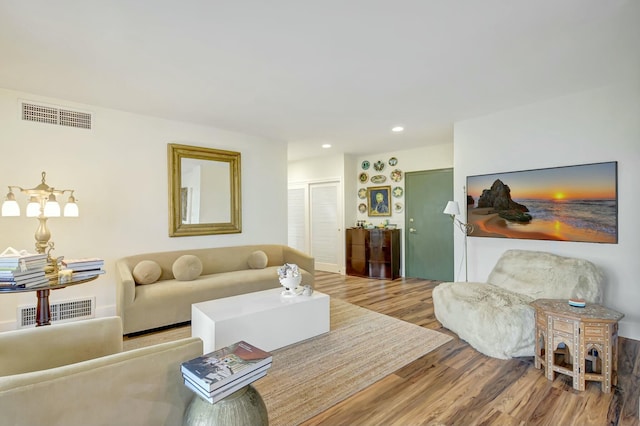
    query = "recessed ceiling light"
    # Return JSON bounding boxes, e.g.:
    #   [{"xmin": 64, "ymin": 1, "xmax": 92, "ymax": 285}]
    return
[
  {"xmin": 391, "ymin": 126, "xmax": 404, "ymax": 133},
  {"xmin": 322, "ymin": 144, "xmax": 332, "ymax": 149}
]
